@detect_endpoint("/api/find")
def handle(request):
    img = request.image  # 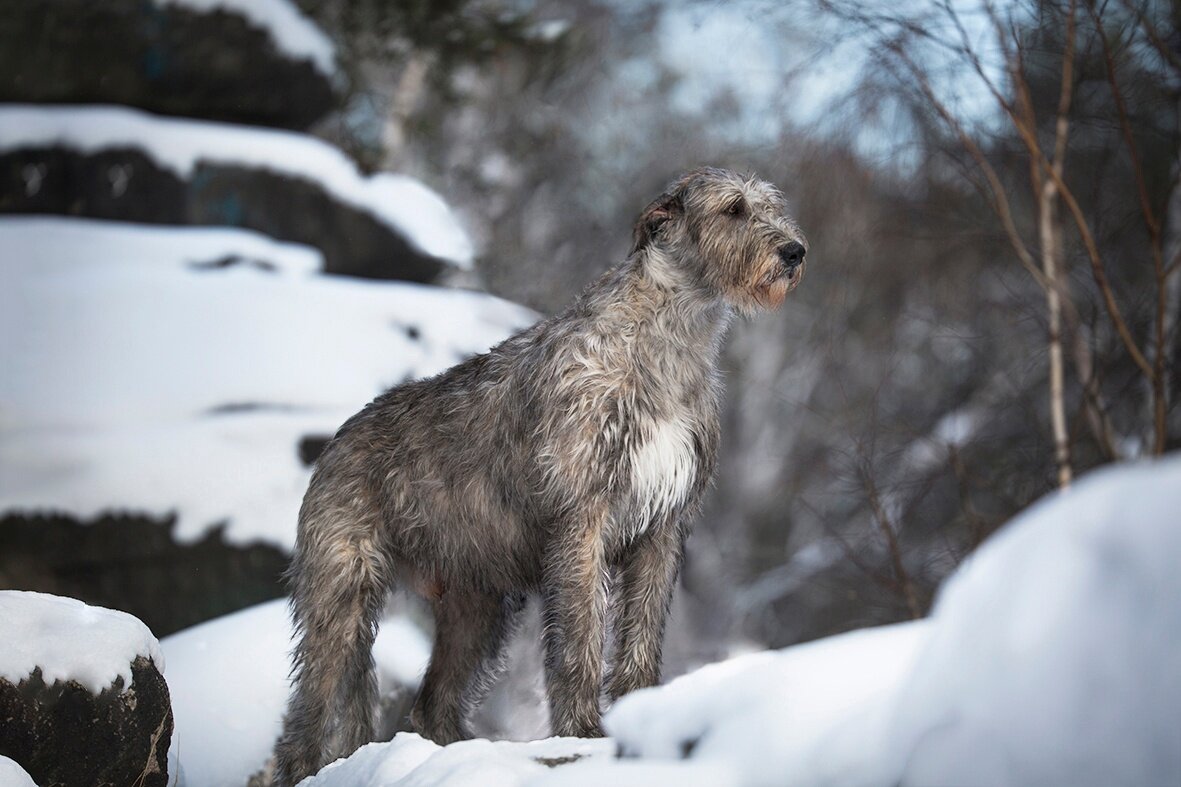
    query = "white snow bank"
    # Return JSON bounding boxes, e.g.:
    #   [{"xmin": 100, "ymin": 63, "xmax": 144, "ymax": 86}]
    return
[
  {"xmin": 606, "ymin": 620, "xmax": 929, "ymax": 785},
  {"xmin": 0, "ymin": 757, "xmax": 37, "ymax": 787},
  {"xmin": 6, "ymin": 215, "xmax": 323, "ymax": 276},
  {"xmin": 602, "ymin": 455, "xmax": 1181, "ymax": 786},
  {"xmin": 305, "ymin": 733, "xmax": 613, "ymax": 787},
  {"xmin": 877, "ymin": 455, "xmax": 1181, "ymax": 787},
  {"xmin": 153, "ymin": 0, "xmax": 337, "ymax": 76},
  {"xmin": 0, "ymin": 591, "xmax": 163, "ymax": 694},
  {"xmin": 162, "ymin": 599, "xmax": 431, "ymax": 787},
  {"xmin": 0, "ymin": 217, "xmax": 535, "ymax": 547},
  {"xmin": 0, "ymin": 105, "xmax": 473, "ymax": 266}
]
